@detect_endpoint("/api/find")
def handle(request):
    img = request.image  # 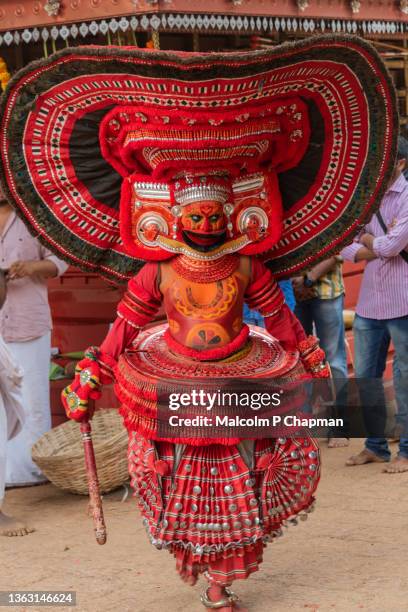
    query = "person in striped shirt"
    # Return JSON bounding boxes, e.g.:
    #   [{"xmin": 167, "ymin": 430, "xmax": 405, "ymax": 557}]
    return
[
  {"xmin": 292, "ymin": 256, "xmax": 349, "ymax": 448},
  {"xmin": 341, "ymin": 136, "xmax": 408, "ymax": 473}
]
